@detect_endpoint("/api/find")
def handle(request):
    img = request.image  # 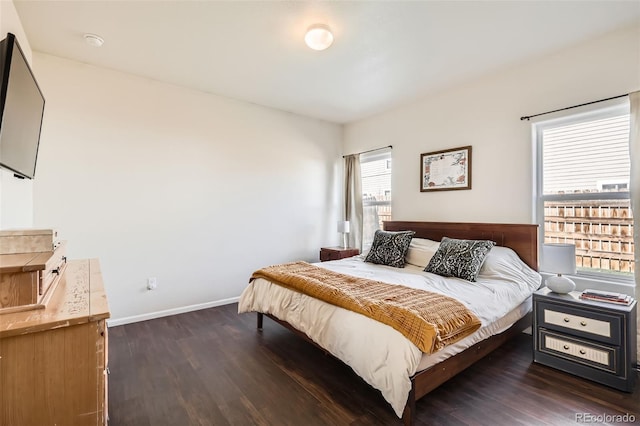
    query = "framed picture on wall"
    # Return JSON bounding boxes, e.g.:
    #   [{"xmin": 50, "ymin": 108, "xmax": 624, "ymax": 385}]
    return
[{"xmin": 420, "ymin": 145, "xmax": 472, "ymax": 192}]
